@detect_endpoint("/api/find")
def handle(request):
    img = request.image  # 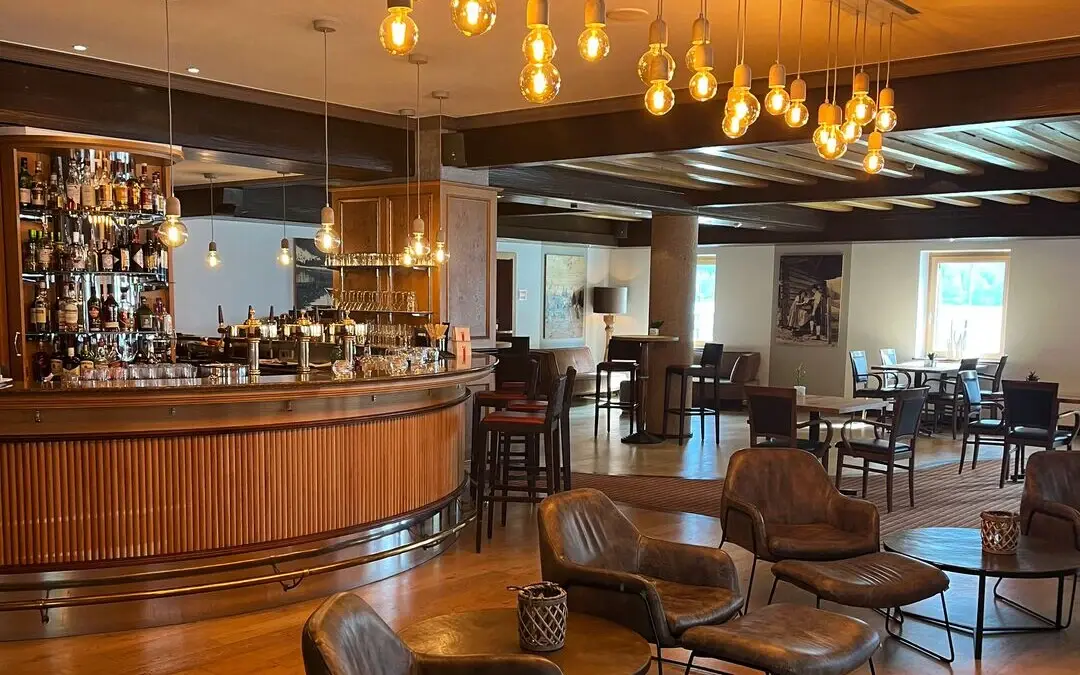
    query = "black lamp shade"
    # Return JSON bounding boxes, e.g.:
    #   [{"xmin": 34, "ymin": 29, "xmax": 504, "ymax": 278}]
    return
[{"xmin": 592, "ymin": 286, "xmax": 628, "ymax": 315}]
